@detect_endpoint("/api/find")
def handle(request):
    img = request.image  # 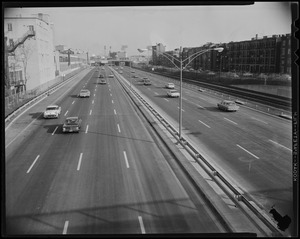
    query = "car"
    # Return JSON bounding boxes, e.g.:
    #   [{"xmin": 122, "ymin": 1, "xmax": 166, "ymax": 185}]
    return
[
  {"xmin": 78, "ymin": 89, "xmax": 91, "ymax": 98},
  {"xmin": 119, "ymin": 71, "xmax": 123, "ymax": 74},
  {"xmin": 99, "ymin": 79, "xmax": 107, "ymax": 84},
  {"xmin": 131, "ymin": 70, "xmax": 135, "ymax": 73},
  {"xmin": 108, "ymin": 74, "xmax": 114, "ymax": 78},
  {"xmin": 217, "ymin": 100, "xmax": 240, "ymax": 112},
  {"xmin": 144, "ymin": 79, "xmax": 152, "ymax": 85},
  {"xmin": 43, "ymin": 105, "xmax": 61, "ymax": 119},
  {"xmin": 62, "ymin": 117, "xmax": 82, "ymax": 133},
  {"xmin": 98, "ymin": 74, "xmax": 104, "ymax": 78},
  {"xmin": 166, "ymin": 83, "xmax": 175, "ymax": 89},
  {"xmin": 167, "ymin": 90, "xmax": 180, "ymax": 98},
  {"xmin": 132, "ymin": 75, "xmax": 138, "ymax": 78}
]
